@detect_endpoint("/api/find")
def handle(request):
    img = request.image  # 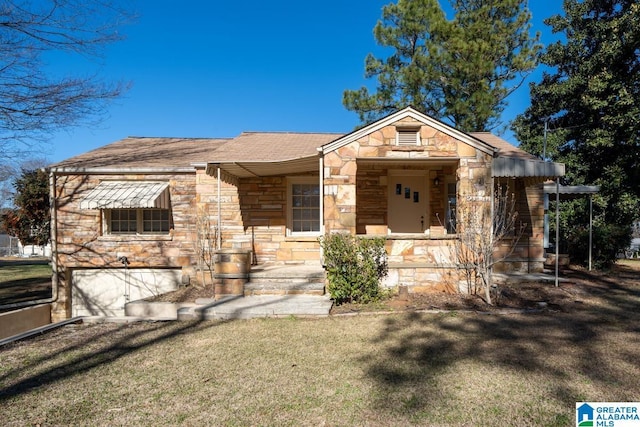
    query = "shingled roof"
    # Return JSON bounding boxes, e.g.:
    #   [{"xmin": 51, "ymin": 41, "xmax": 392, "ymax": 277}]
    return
[
  {"xmin": 470, "ymin": 132, "xmax": 538, "ymax": 160},
  {"xmin": 50, "ymin": 137, "xmax": 230, "ymax": 171},
  {"xmin": 49, "ymin": 127, "xmax": 542, "ymax": 174},
  {"xmin": 210, "ymin": 132, "xmax": 343, "ymax": 162}
]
